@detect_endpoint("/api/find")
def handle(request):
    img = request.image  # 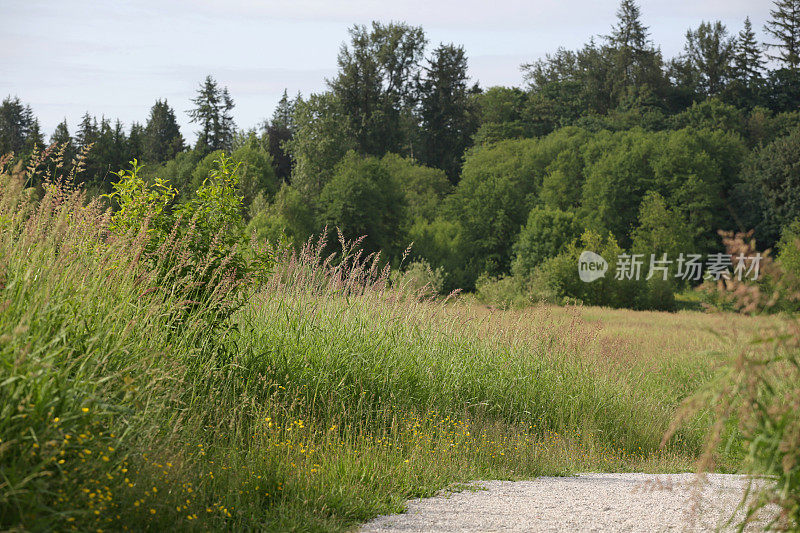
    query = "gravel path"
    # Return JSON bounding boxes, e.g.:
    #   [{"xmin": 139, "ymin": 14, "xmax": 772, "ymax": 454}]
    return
[{"xmin": 359, "ymin": 473, "xmax": 771, "ymax": 532}]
